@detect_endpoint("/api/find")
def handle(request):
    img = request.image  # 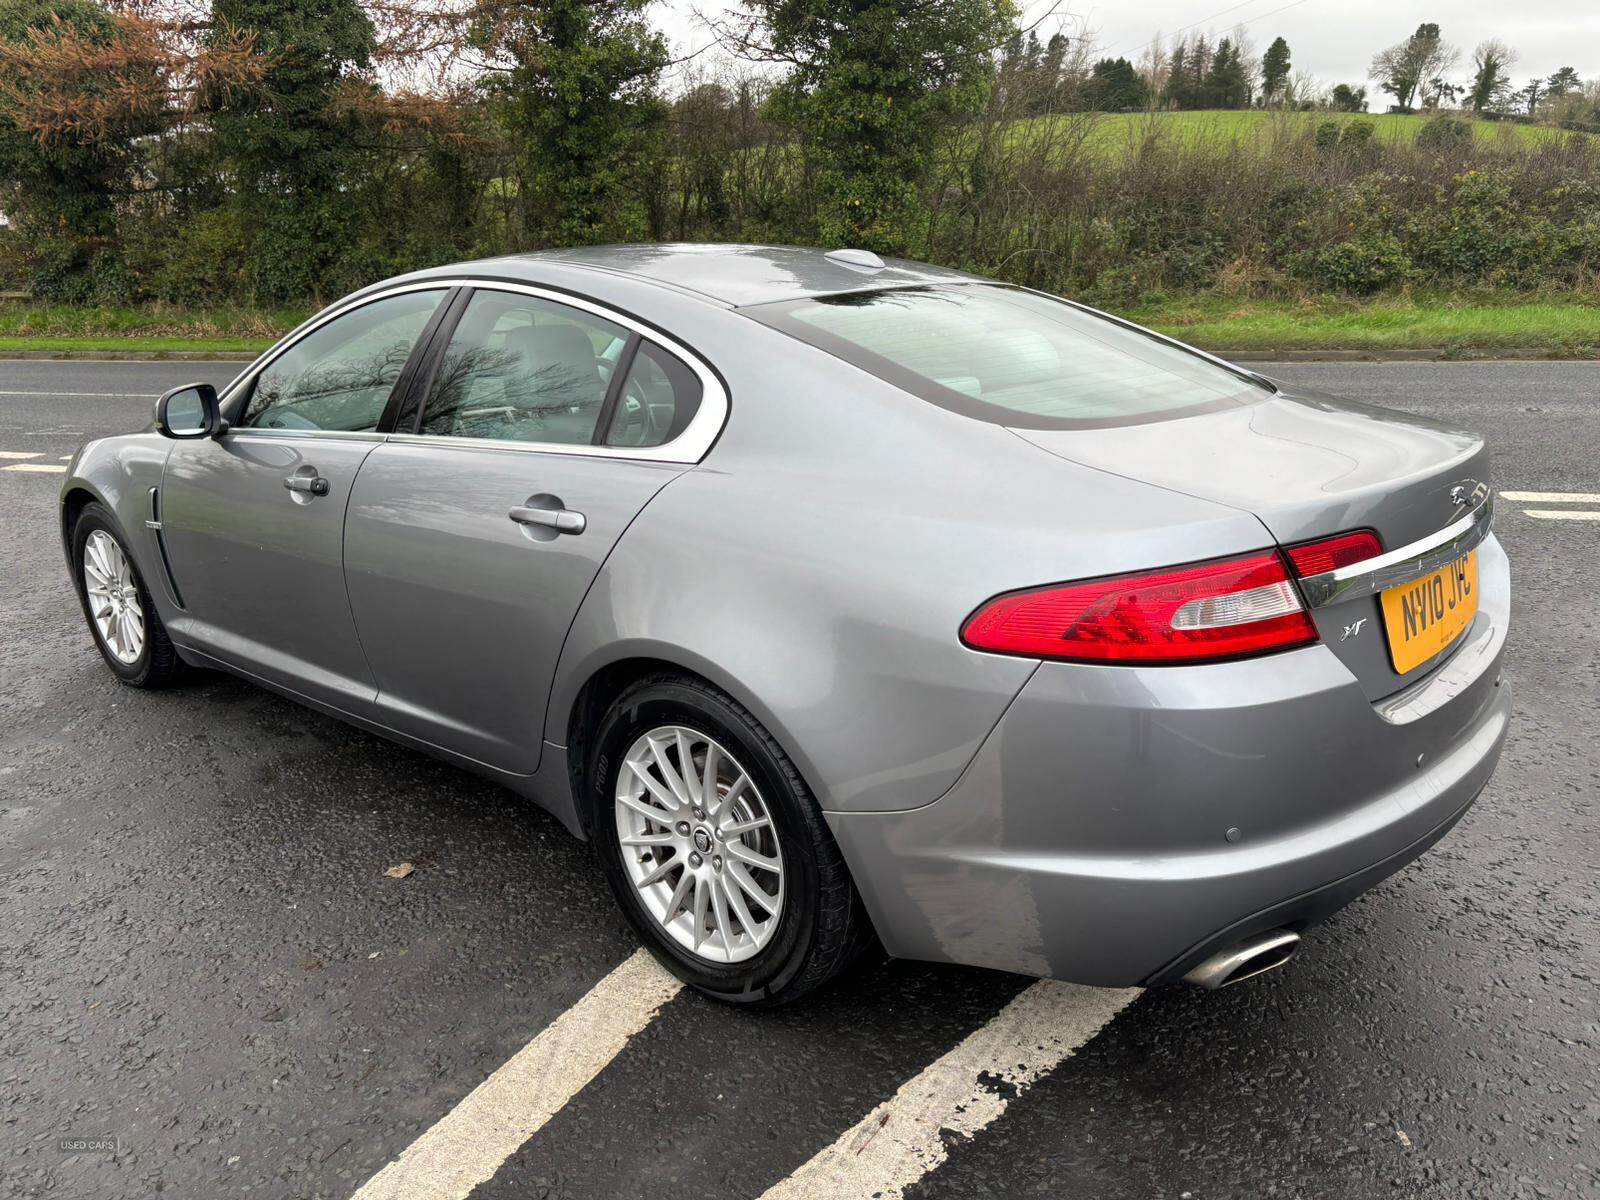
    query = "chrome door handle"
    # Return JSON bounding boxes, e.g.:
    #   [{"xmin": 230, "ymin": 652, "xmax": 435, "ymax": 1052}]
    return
[
  {"xmin": 508, "ymin": 504, "xmax": 586, "ymax": 535},
  {"xmin": 284, "ymin": 474, "xmax": 330, "ymax": 496}
]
